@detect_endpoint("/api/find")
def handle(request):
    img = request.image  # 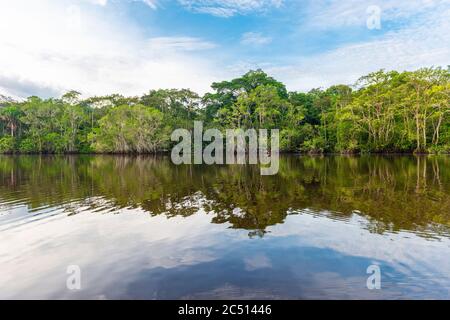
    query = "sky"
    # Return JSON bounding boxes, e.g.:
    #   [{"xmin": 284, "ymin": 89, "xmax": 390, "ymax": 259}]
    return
[{"xmin": 0, "ymin": 0, "xmax": 449, "ymax": 99}]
